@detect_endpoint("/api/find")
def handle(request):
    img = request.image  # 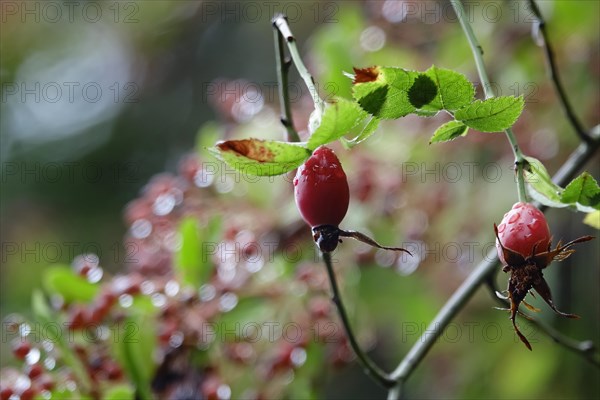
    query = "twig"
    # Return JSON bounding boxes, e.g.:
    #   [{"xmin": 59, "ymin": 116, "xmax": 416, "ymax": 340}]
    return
[
  {"xmin": 272, "ymin": 19, "xmax": 300, "ymax": 142},
  {"xmin": 527, "ymin": 0, "xmax": 592, "ymax": 144},
  {"xmin": 387, "ymin": 133, "xmax": 599, "ymax": 395},
  {"xmin": 485, "ymin": 278, "xmax": 600, "ymax": 367},
  {"xmin": 321, "ymin": 252, "xmax": 395, "ymax": 388},
  {"xmin": 272, "ymin": 14, "xmax": 325, "ymax": 114},
  {"xmin": 449, "ymin": 0, "xmax": 529, "ymax": 203}
]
